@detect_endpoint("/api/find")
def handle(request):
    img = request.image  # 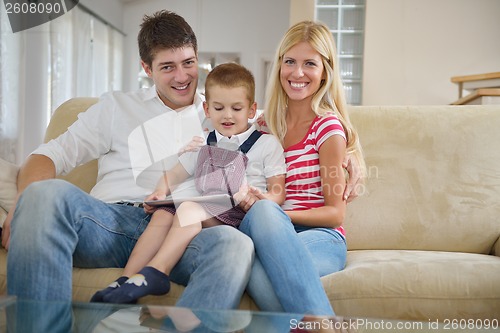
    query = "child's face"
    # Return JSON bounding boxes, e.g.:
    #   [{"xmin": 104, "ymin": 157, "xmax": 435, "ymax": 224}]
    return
[{"xmin": 203, "ymin": 86, "xmax": 257, "ymax": 138}]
